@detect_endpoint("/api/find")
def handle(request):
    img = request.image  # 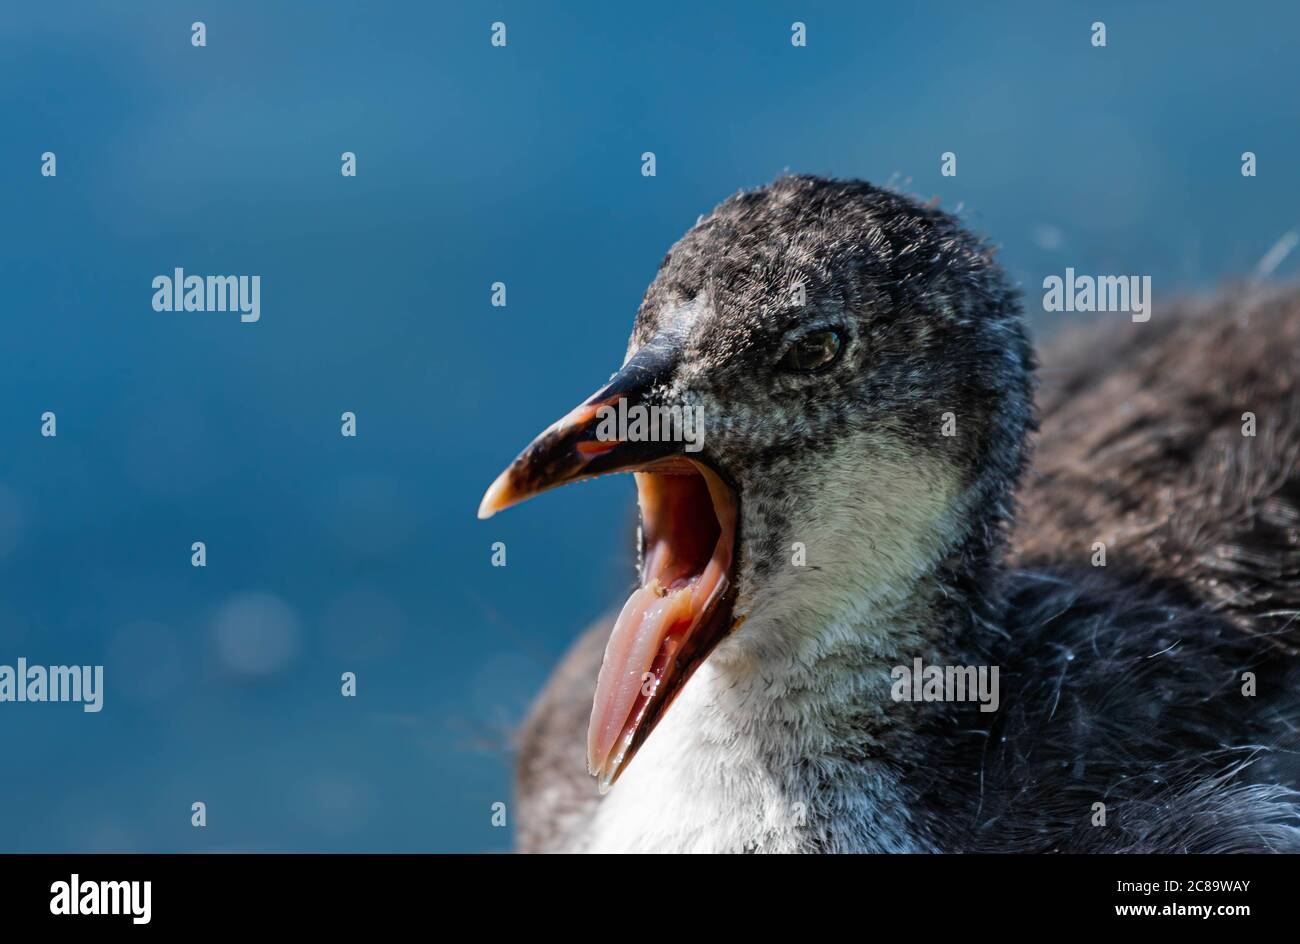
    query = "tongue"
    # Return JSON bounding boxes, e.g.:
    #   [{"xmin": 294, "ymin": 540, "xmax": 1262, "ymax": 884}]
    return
[{"xmin": 587, "ymin": 579, "xmax": 695, "ymax": 777}]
